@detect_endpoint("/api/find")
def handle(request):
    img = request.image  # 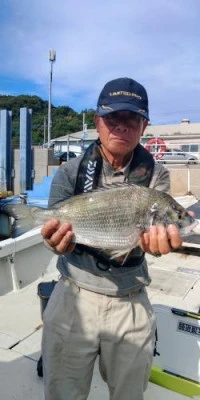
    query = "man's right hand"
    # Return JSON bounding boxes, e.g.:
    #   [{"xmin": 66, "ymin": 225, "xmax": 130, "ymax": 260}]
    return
[{"xmin": 41, "ymin": 219, "xmax": 75, "ymax": 255}]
